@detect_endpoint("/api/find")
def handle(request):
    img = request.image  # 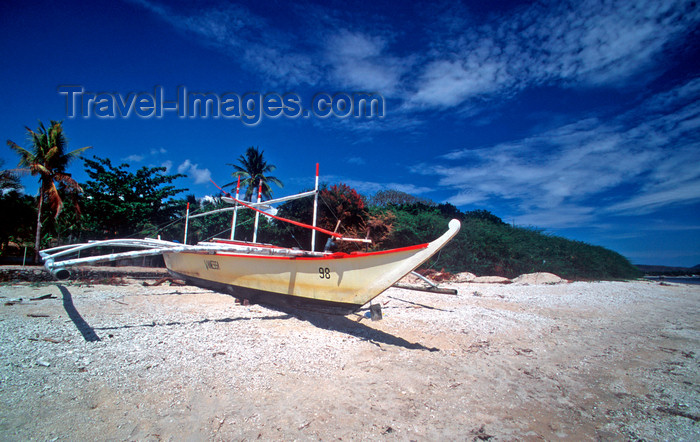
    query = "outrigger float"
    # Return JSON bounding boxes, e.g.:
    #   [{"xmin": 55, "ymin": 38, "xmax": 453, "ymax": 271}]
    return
[{"xmin": 40, "ymin": 165, "xmax": 460, "ymax": 315}]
